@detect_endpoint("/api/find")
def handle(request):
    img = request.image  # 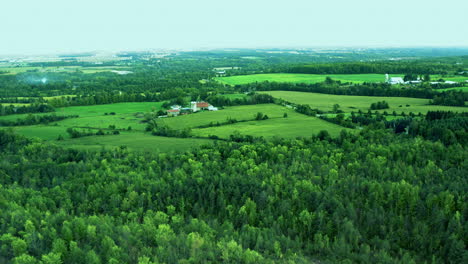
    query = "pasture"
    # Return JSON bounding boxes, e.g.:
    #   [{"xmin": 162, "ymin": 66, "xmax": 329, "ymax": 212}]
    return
[
  {"xmin": 160, "ymin": 104, "xmax": 349, "ymax": 138},
  {"xmin": 435, "ymin": 87, "xmax": 468, "ymax": 92},
  {"xmin": 215, "ymin": 73, "xmax": 468, "ymax": 86},
  {"xmin": 215, "ymin": 73, "xmax": 402, "ymax": 85},
  {"xmin": 0, "ymin": 102, "xmax": 165, "ymax": 141},
  {"xmin": 260, "ymin": 91, "xmax": 468, "ymax": 114},
  {"xmin": 192, "ymin": 112, "xmax": 346, "ymax": 139},
  {"xmin": 55, "ymin": 133, "xmax": 213, "ymax": 152}
]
